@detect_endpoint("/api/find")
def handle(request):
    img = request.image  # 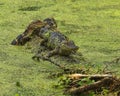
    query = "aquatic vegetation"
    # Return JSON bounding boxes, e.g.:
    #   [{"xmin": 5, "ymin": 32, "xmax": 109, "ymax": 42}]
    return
[{"xmin": 0, "ymin": 0, "xmax": 120, "ymax": 96}]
